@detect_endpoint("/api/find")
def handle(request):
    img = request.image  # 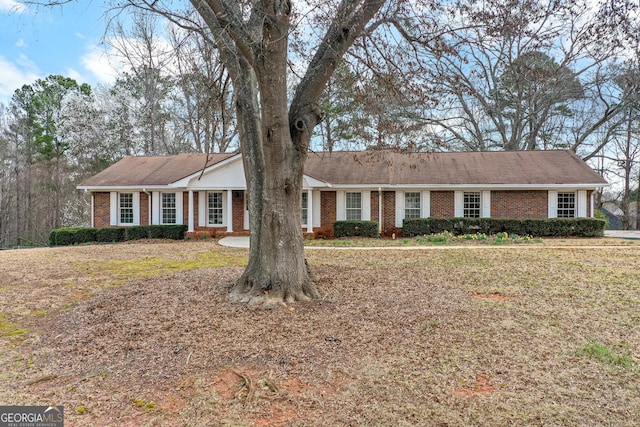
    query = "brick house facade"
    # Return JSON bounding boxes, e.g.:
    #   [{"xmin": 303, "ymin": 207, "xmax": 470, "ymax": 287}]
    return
[{"xmin": 79, "ymin": 151, "xmax": 607, "ymax": 237}]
